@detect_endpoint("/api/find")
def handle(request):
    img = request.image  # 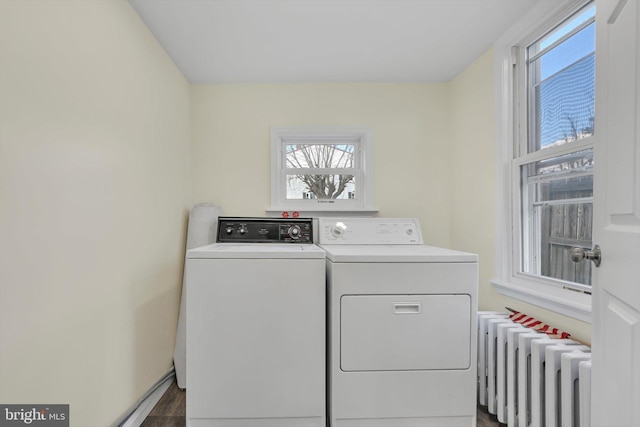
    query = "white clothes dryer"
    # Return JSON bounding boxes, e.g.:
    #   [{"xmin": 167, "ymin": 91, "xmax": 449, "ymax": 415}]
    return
[
  {"xmin": 186, "ymin": 217, "xmax": 326, "ymax": 427},
  {"xmin": 317, "ymin": 217, "xmax": 478, "ymax": 427}
]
